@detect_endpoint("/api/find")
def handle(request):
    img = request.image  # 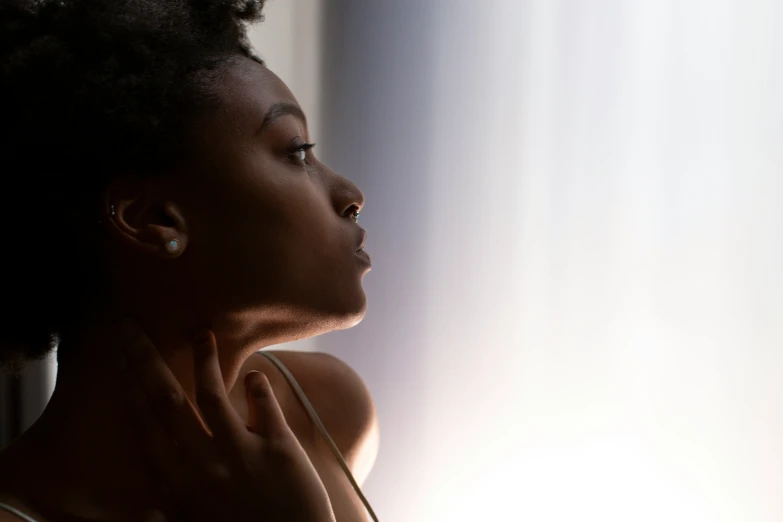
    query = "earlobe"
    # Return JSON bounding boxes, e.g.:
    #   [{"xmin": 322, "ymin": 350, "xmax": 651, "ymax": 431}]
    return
[{"xmin": 159, "ymin": 202, "xmax": 188, "ymax": 258}]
